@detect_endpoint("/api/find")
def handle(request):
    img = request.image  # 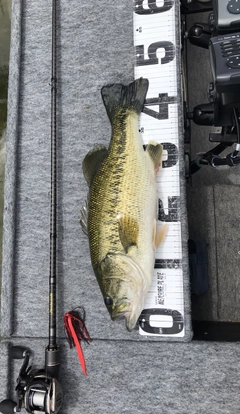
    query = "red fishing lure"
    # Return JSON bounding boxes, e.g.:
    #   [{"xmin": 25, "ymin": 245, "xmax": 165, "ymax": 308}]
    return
[{"xmin": 64, "ymin": 307, "xmax": 91, "ymax": 376}]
